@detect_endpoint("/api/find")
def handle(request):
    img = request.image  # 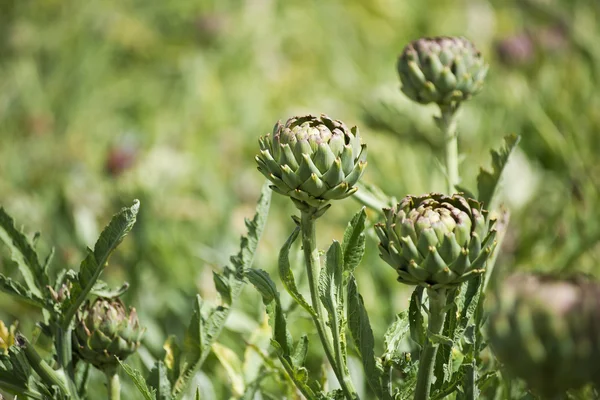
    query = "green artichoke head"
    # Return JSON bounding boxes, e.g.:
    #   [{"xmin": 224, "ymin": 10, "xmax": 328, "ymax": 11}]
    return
[
  {"xmin": 375, "ymin": 193, "xmax": 496, "ymax": 289},
  {"xmin": 256, "ymin": 114, "xmax": 367, "ymax": 212},
  {"xmin": 73, "ymin": 297, "xmax": 144, "ymax": 370},
  {"xmin": 397, "ymin": 36, "xmax": 488, "ymax": 107},
  {"xmin": 488, "ymin": 274, "xmax": 600, "ymax": 396}
]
